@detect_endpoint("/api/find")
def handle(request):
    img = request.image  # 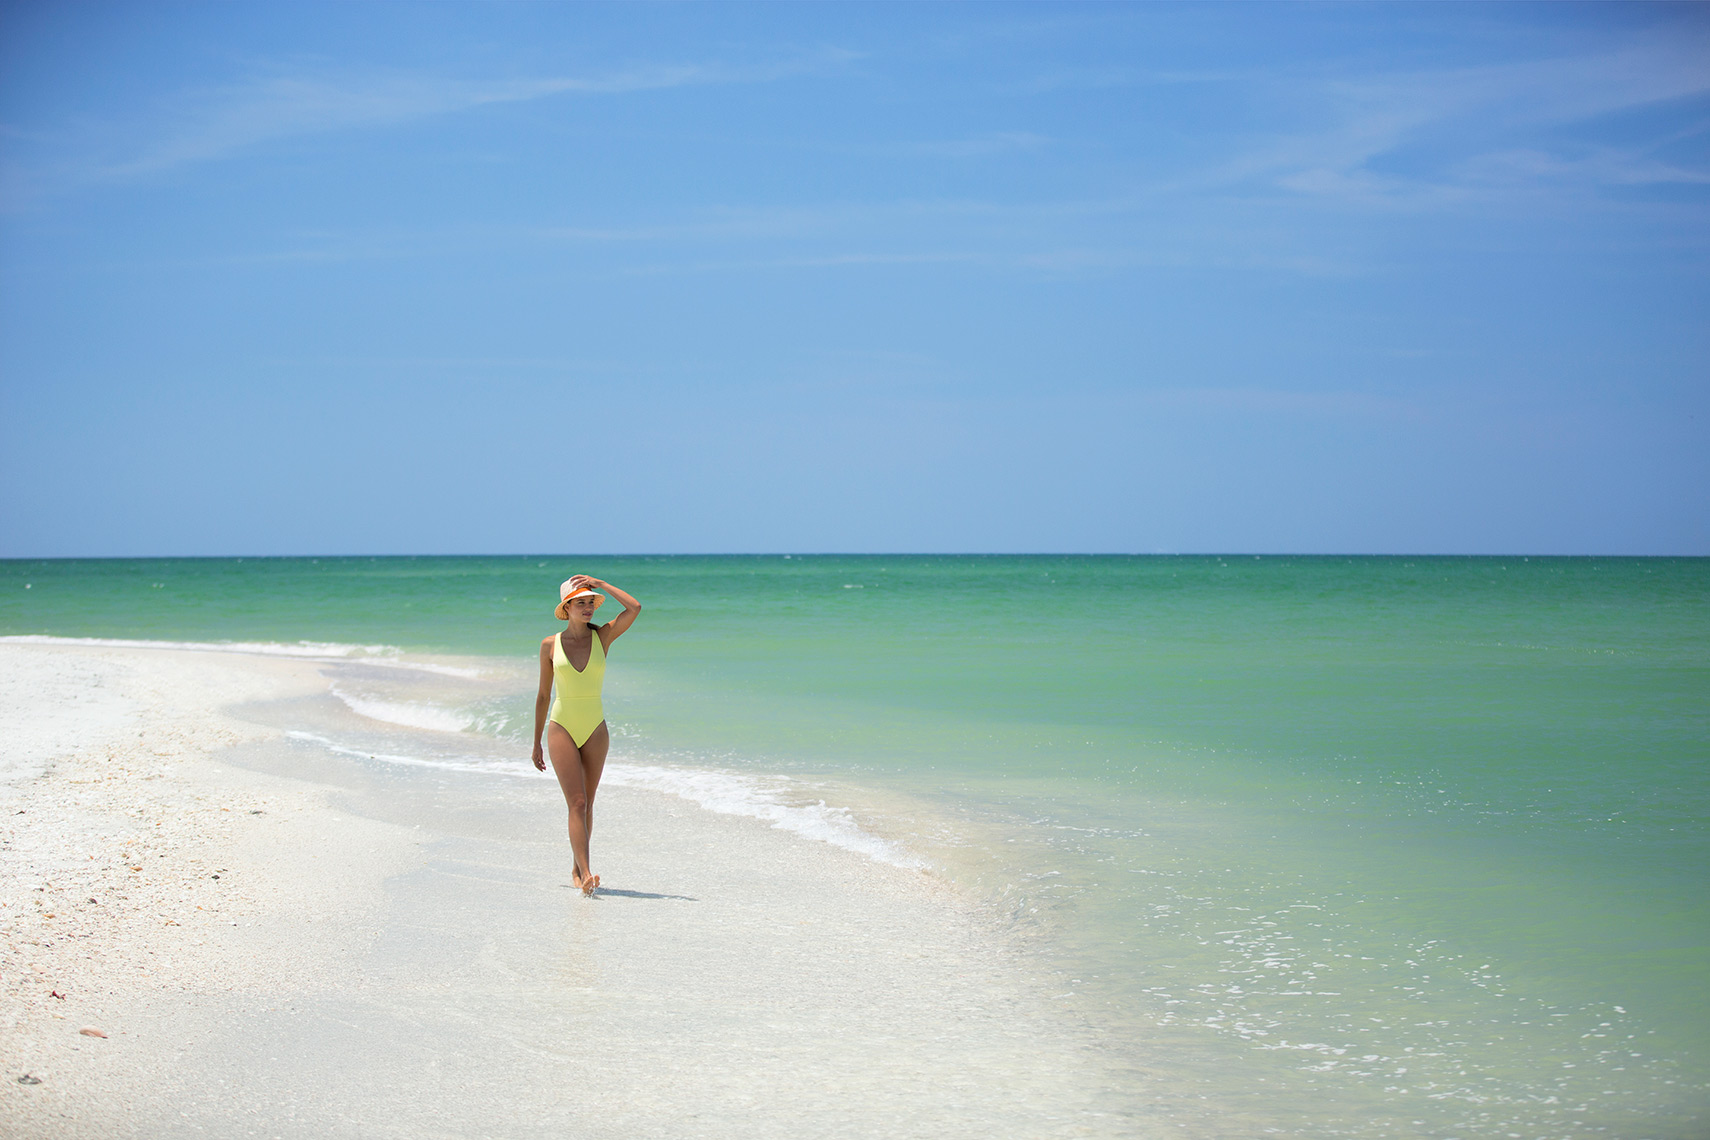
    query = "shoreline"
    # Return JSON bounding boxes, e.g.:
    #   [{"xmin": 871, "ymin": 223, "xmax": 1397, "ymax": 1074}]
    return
[{"xmin": 0, "ymin": 642, "xmax": 1150, "ymax": 1138}]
